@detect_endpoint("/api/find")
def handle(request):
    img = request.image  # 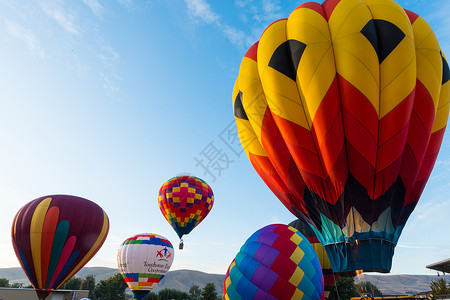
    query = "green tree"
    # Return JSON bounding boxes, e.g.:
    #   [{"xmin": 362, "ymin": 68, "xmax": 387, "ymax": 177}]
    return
[
  {"xmin": 143, "ymin": 291, "xmax": 157, "ymax": 299},
  {"xmin": 93, "ymin": 273, "xmax": 127, "ymax": 300},
  {"xmin": 328, "ymin": 277, "xmax": 358, "ymax": 300},
  {"xmin": 81, "ymin": 275, "xmax": 96, "ymax": 299},
  {"xmin": 10, "ymin": 282, "xmax": 23, "ymax": 288},
  {"xmin": 201, "ymin": 283, "xmax": 217, "ymax": 300},
  {"xmin": 430, "ymin": 278, "xmax": 450, "ymax": 297},
  {"xmin": 189, "ymin": 284, "xmax": 201, "ymax": 300},
  {"xmin": 157, "ymin": 288, "xmax": 190, "ymax": 300},
  {"xmin": 62, "ymin": 277, "xmax": 83, "ymax": 290},
  {"xmin": 355, "ymin": 281, "xmax": 382, "ymax": 297},
  {"xmin": 0, "ymin": 278, "xmax": 10, "ymax": 287}
]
